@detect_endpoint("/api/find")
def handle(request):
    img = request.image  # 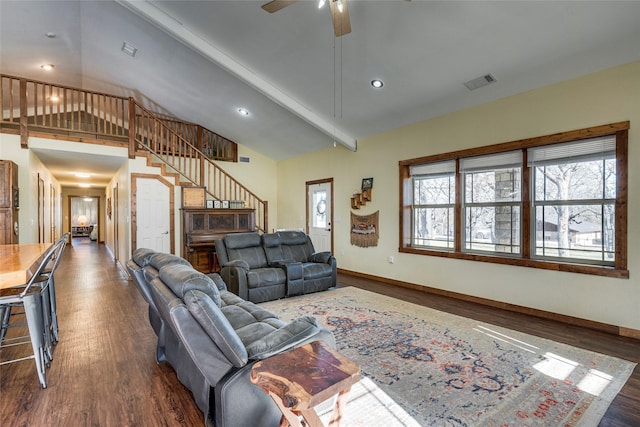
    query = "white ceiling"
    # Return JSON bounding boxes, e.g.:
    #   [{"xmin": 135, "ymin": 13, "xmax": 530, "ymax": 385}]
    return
[{"xmin": 2, "ymin": 0, "xmax": 640, "ymax": 188}]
